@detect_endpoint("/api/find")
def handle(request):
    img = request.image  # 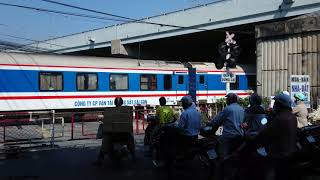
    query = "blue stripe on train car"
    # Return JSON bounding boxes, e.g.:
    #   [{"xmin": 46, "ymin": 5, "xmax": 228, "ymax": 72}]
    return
[
  {"xmin": 0, "ymin": 69, "xmax": 38, "ymax": 92},
  {"xmin": 204, "ymin": 74, "xmax": 226, "ymax": 91},
  {"xmin": 0, "ymin": 69, "xmax": 250, "ymax": 92}
]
